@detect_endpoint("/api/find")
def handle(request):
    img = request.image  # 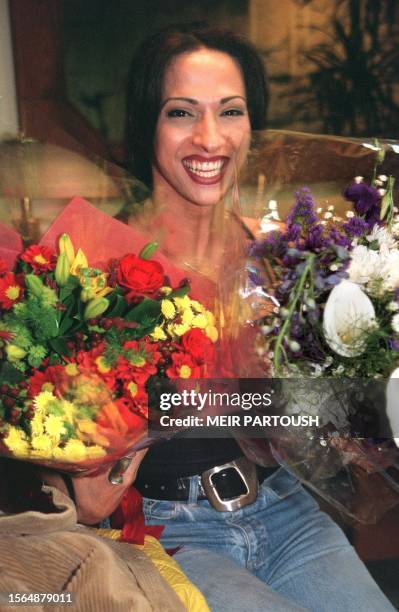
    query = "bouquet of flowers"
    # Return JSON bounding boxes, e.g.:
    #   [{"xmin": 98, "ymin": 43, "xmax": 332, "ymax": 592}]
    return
[
  {"xmin": 241, "ymin": 137, "xmax": 399, "ymax": 522},
  {"xmin": 0, "ymin": 198, "xmax": 218, "ymax": 472}
]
